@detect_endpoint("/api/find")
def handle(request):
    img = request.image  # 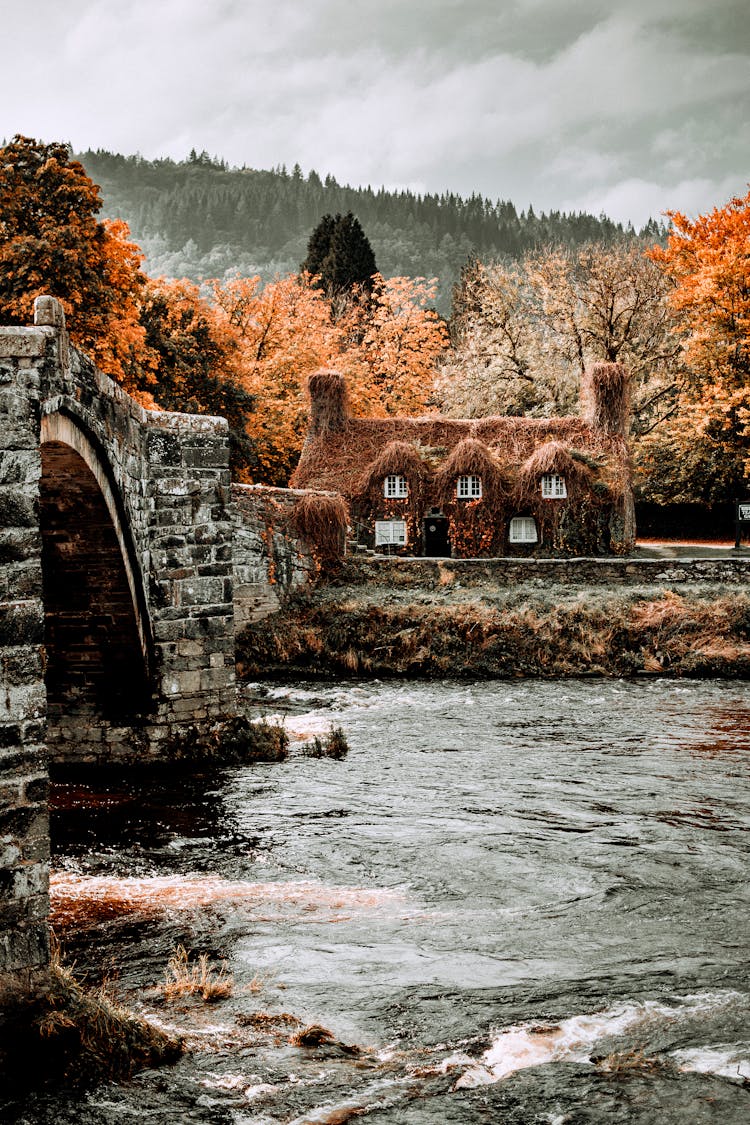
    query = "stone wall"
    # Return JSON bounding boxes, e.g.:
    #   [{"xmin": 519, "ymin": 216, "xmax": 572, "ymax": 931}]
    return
[
  {"xmin": 0, "ymin": 315, "xmax": 50, "ymax": 998},
  {"xmin": 339, "ymin": 554, "xmax": 750, "ymax": 589},
  {"xmin": 231, "ymin": 484, "xmax": 325, "ymax": 630}
]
